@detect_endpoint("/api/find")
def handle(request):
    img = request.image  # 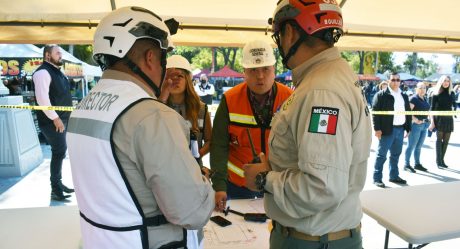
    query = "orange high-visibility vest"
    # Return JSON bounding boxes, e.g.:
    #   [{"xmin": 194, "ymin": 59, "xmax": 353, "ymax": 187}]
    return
[{"xmin": 225, "ymin": 82, "xmax": 292, "ymax": 187}]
